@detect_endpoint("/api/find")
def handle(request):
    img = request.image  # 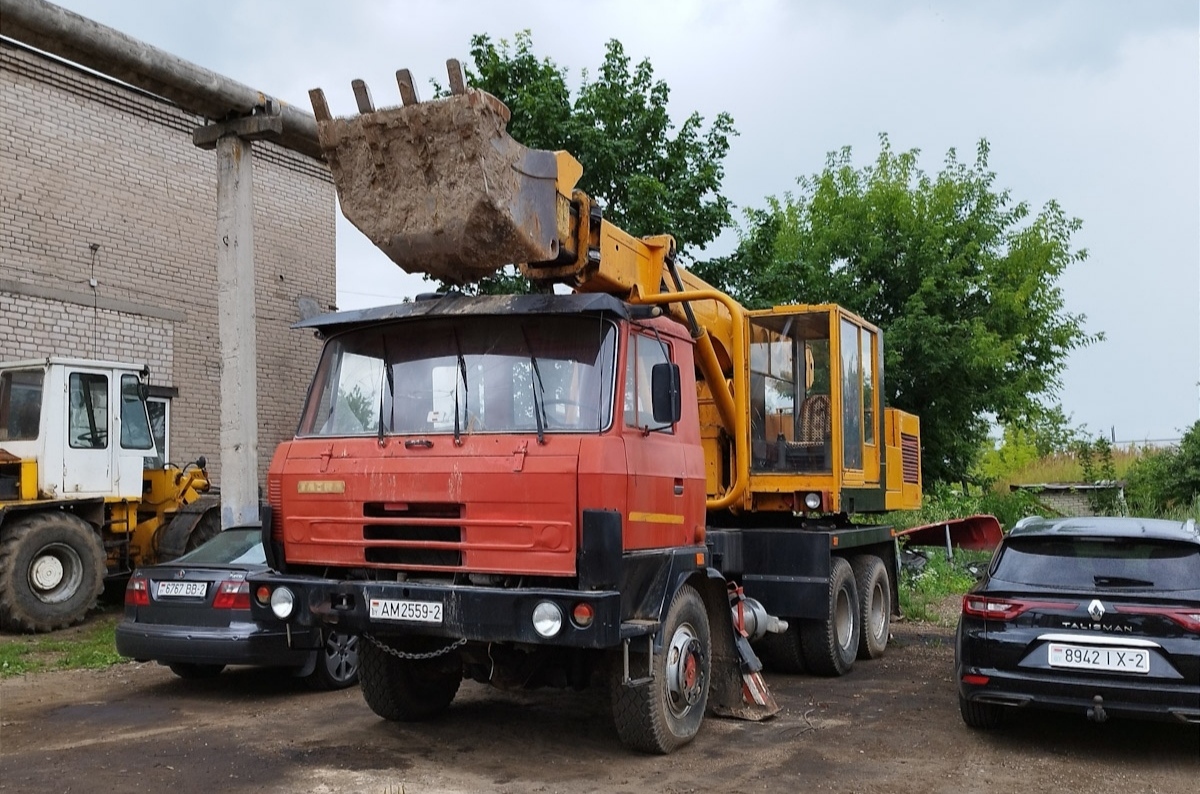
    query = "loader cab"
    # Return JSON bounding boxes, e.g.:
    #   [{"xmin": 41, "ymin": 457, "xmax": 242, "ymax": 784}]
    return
[{"xmin": 0, "ymin": 358, "xmax": 158, "ymax": 501}]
